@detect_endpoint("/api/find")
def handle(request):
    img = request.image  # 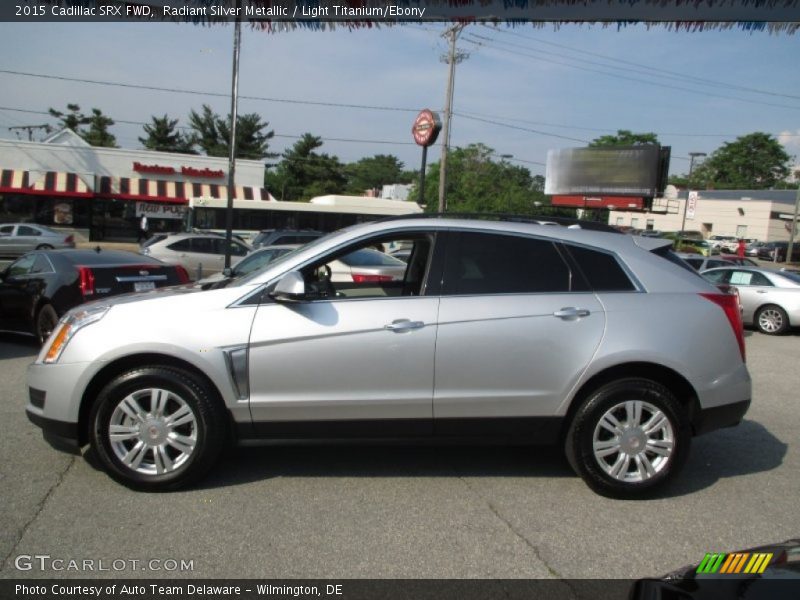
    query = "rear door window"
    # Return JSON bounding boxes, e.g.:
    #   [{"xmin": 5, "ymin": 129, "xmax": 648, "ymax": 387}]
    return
[{"xmin": 442, "ymin": 232, "xmax": 574, "ymax": 295}]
